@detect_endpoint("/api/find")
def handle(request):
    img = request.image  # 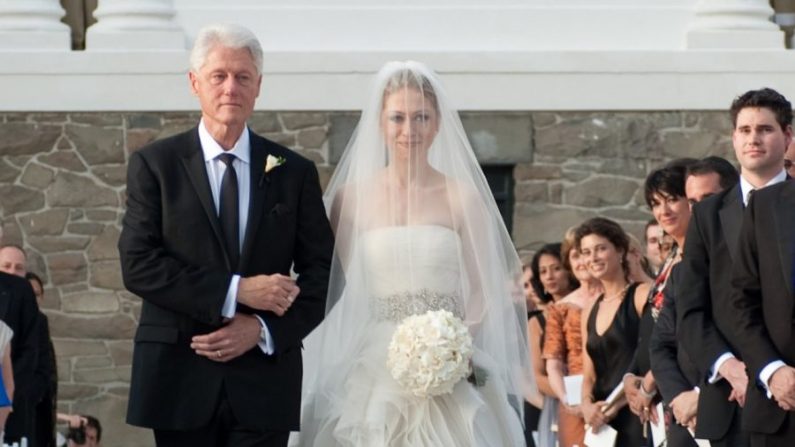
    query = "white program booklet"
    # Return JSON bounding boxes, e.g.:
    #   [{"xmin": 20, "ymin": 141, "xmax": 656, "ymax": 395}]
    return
[
  {"xmin": 688, "ymin": 428, "xmax": 712, "ymax": 447},
  {"xmin": 584, "ymin": 424, "xmax": 618, "ymax": 447},
  {"xmin": 563, "ymin": 374, "xmax": 584, "ymax": 405},
  {"xmin": 650, "ymin": 402, "xmax": 666, "ymax": 447}
]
